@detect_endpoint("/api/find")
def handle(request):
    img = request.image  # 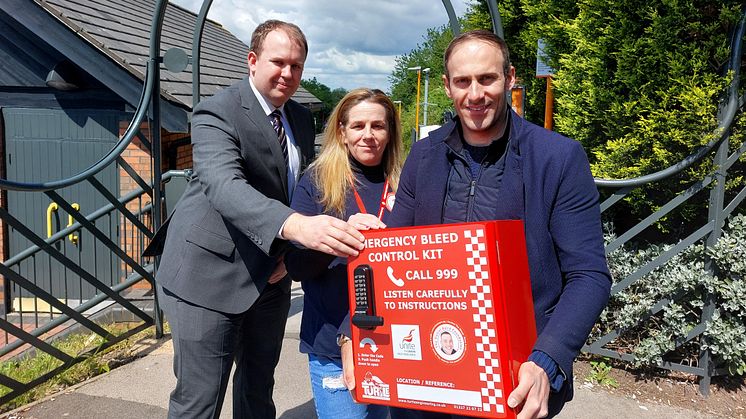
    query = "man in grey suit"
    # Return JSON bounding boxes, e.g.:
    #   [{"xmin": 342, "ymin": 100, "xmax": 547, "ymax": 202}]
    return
[{"xmin": 147, "ymin": 20, "xmax": 366, "ymax": 419}]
